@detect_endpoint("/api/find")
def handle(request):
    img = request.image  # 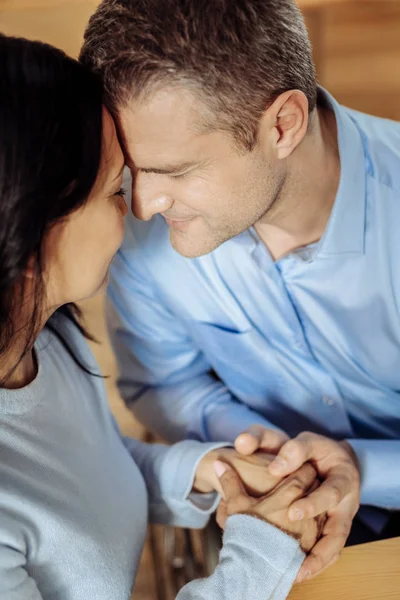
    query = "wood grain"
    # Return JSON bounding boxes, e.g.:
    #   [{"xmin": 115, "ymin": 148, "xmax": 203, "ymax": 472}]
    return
[{"xmin": 288, "ymin": 537, "xmax": 400, "ymax": 600}]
